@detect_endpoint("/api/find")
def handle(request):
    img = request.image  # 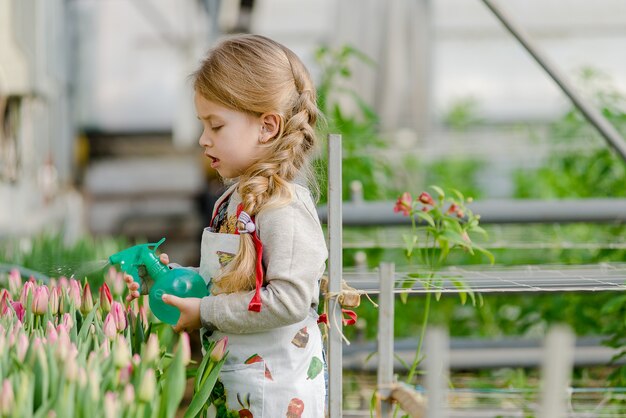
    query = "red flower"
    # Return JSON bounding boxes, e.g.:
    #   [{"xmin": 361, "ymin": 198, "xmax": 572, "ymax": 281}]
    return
[
  {"xmin": 446, "ymin": 203, "xmax": 458, "ymax": 215},
  {"xmin": 393, "ymin": 192, "xmax": 412, "ymax": 216},
  {"xmin": 418, "ymin": 192, "xmax": 434, "ymax": 206}
]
